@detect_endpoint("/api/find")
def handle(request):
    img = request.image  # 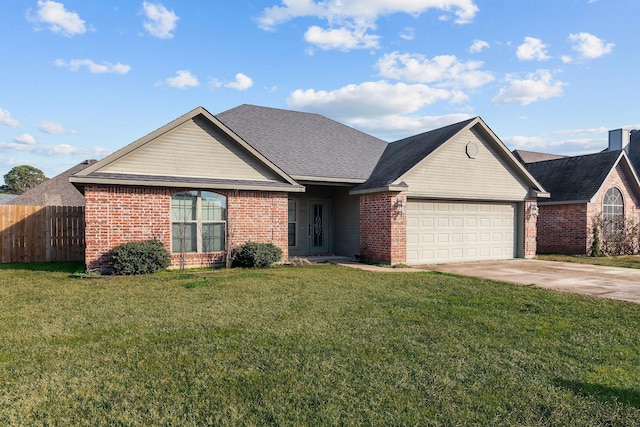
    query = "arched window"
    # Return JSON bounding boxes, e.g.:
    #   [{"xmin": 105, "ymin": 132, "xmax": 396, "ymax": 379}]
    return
[
  {"xmin": 171, "ymin": 191, "xmax": 226, "ymax": 253},
  {"xmin": 603, "ymin": 187, "xmax": 624, "ymax": 221}
]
